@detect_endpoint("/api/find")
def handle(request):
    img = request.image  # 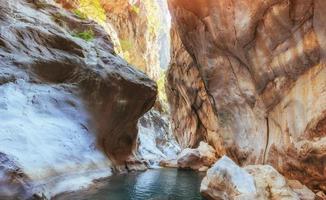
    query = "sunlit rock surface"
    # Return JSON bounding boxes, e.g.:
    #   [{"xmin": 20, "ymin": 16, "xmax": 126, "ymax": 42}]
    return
[
  {"xmin": 168, "ymin": 0, "xmax": 326, "ymax": 191},
  {"xmin": 200, "ymin": 156, "xmax": 257, "ymax": 200},
  {"xmin": 201, "ymin": 156, "xmax": 314, "ymax": 200},
  {"xmin": 100, "ymin": 0, "xmax": 171, "ymax": 80},
  {"xmin": 0, "ymin": 0, "xmax": 156, "ymax": 198}
]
